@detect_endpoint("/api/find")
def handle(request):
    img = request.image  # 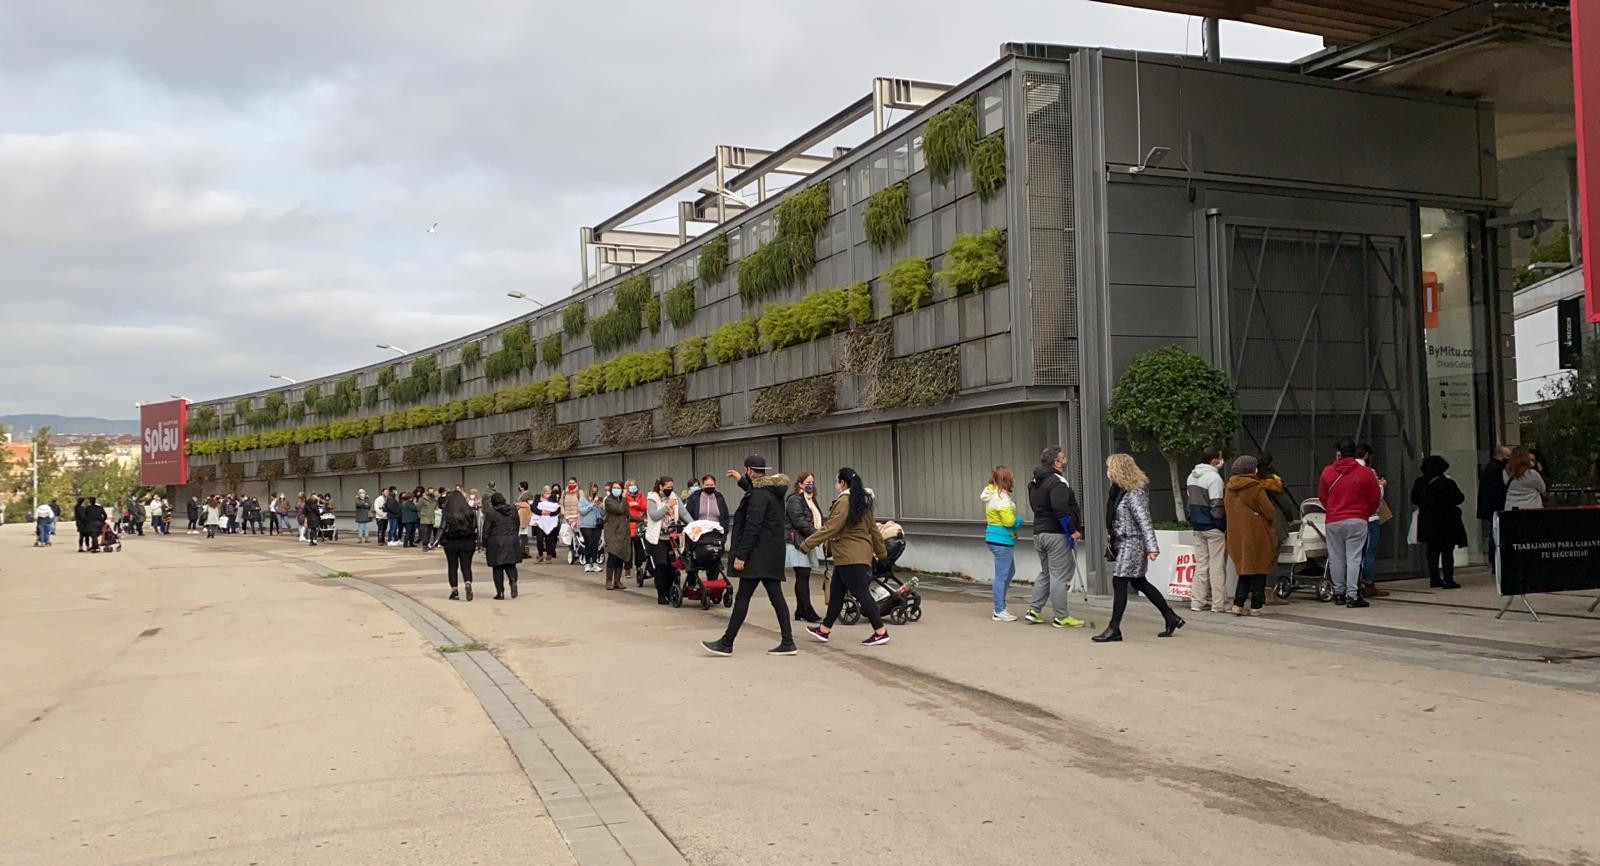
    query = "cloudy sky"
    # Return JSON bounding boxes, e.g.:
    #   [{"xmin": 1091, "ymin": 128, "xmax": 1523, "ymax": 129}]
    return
[{"xmin": 0, "ymin": 1, "xmax": 1317, "ymax": 419}]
